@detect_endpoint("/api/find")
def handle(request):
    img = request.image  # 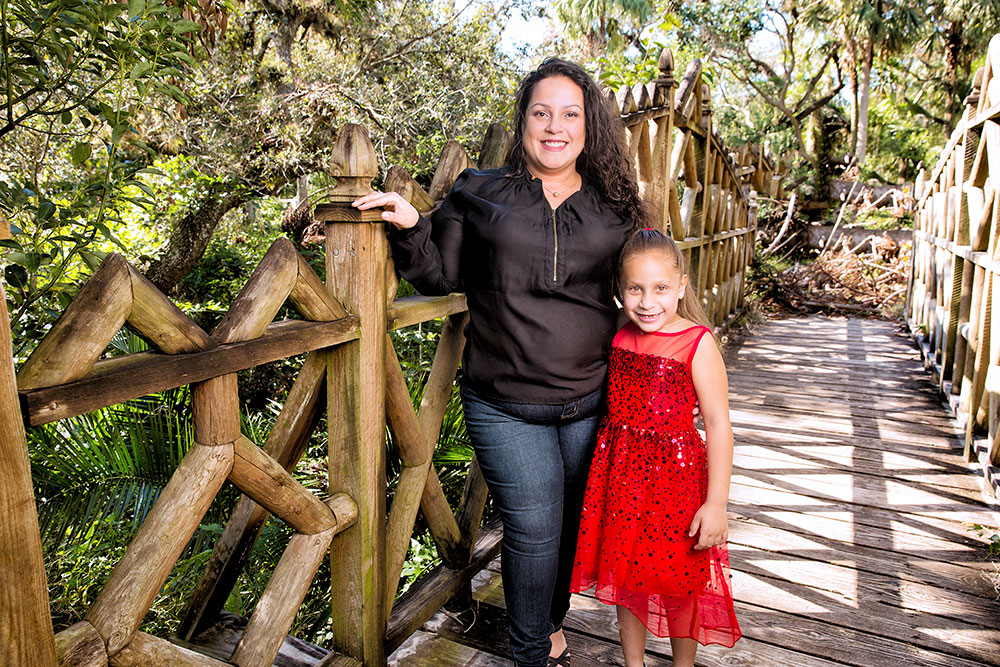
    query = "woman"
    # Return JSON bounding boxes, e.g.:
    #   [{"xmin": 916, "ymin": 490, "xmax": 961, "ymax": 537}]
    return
[{"xmin": 353, "ymin": 58, "xmax": 646, "ymax": 667}]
